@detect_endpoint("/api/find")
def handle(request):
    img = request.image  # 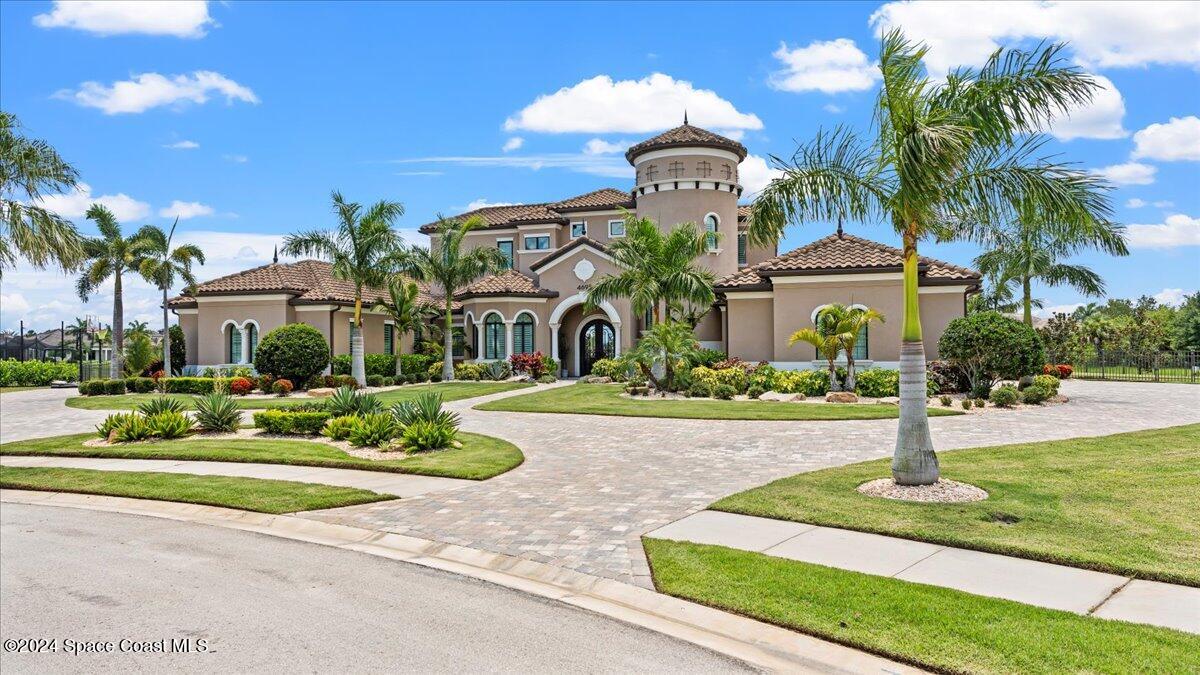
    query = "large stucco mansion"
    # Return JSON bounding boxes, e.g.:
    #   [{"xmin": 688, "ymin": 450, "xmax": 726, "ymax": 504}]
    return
[{"xmin": 169, "ymin": 122, "xmax": 980, "ymax": 376}]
